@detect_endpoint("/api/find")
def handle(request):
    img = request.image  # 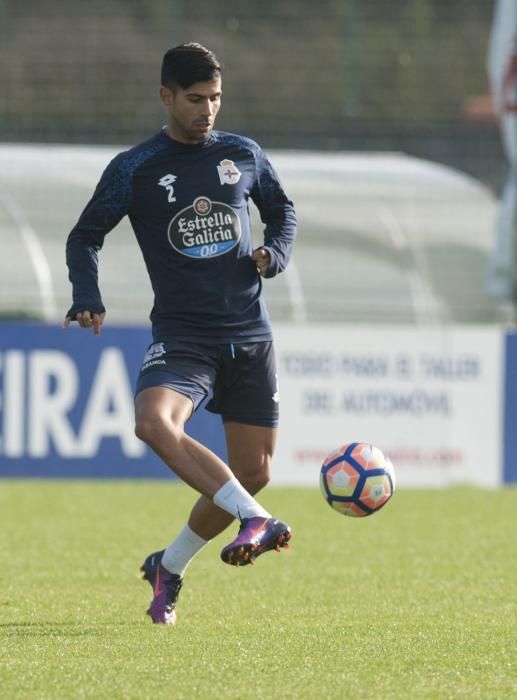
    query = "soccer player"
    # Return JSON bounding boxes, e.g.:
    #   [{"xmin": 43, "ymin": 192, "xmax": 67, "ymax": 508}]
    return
[{"xmin": 64, "ymin": 43, "xmax": 297, "ymax": 625}]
